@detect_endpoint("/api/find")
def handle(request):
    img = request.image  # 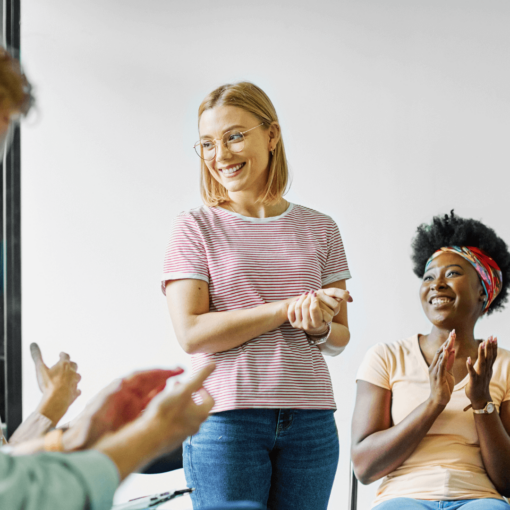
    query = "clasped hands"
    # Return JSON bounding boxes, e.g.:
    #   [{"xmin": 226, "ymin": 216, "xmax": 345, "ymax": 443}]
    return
[
  {"xmin": 428, "ymin": 330, "xmax": 498, "ymax": 409},
  {"xmin": 287, "ymin": 288, "xmax": 352, "ymax": 336}
]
